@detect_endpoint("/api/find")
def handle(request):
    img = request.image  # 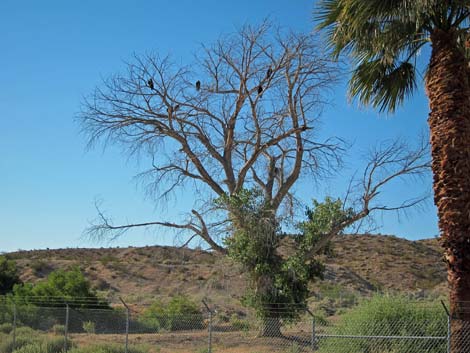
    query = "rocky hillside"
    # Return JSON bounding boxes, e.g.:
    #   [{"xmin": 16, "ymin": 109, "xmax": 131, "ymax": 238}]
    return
[{"xmin": 4, "ymin": 234, "xmax": 447, "ymax": 310}]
